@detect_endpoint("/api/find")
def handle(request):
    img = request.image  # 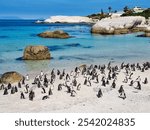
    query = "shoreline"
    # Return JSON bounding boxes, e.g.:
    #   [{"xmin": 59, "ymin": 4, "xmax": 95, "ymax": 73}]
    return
[
  {"xmin": 0, "ymin": 17, "xmax": 150, "ymax": 113},
  {"xmin": 0, "ymin": 19, "xmax": 150, "ymax": 75},
  {"xmin": 1, "ymin": 59, "xmax": 150, "ymax": 75}
]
